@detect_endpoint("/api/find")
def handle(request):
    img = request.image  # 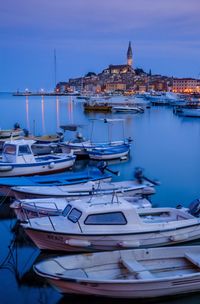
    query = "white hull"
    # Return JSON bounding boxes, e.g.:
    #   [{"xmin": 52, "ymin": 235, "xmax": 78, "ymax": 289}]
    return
[
  {"xmin": 0, "ymin": 157, "xmax": 75, "ymax": 177},
  {"xmin": 12, "ymin": 181, "xmax": 155, "ymax": 199},
  {"xmin": 47, "ymin": 276, "xmax": 200, "ymax": 298},
  {"xmin": 24, "ymin": 222, "xmax": 200, "ymax": 252},
  {"xmin": 88, "ymin": 150, "xmax": 129, "ymax": 160},
  {"xmin": 34, "ymin": 246, "xmax": 200, "ymax": 298}
]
